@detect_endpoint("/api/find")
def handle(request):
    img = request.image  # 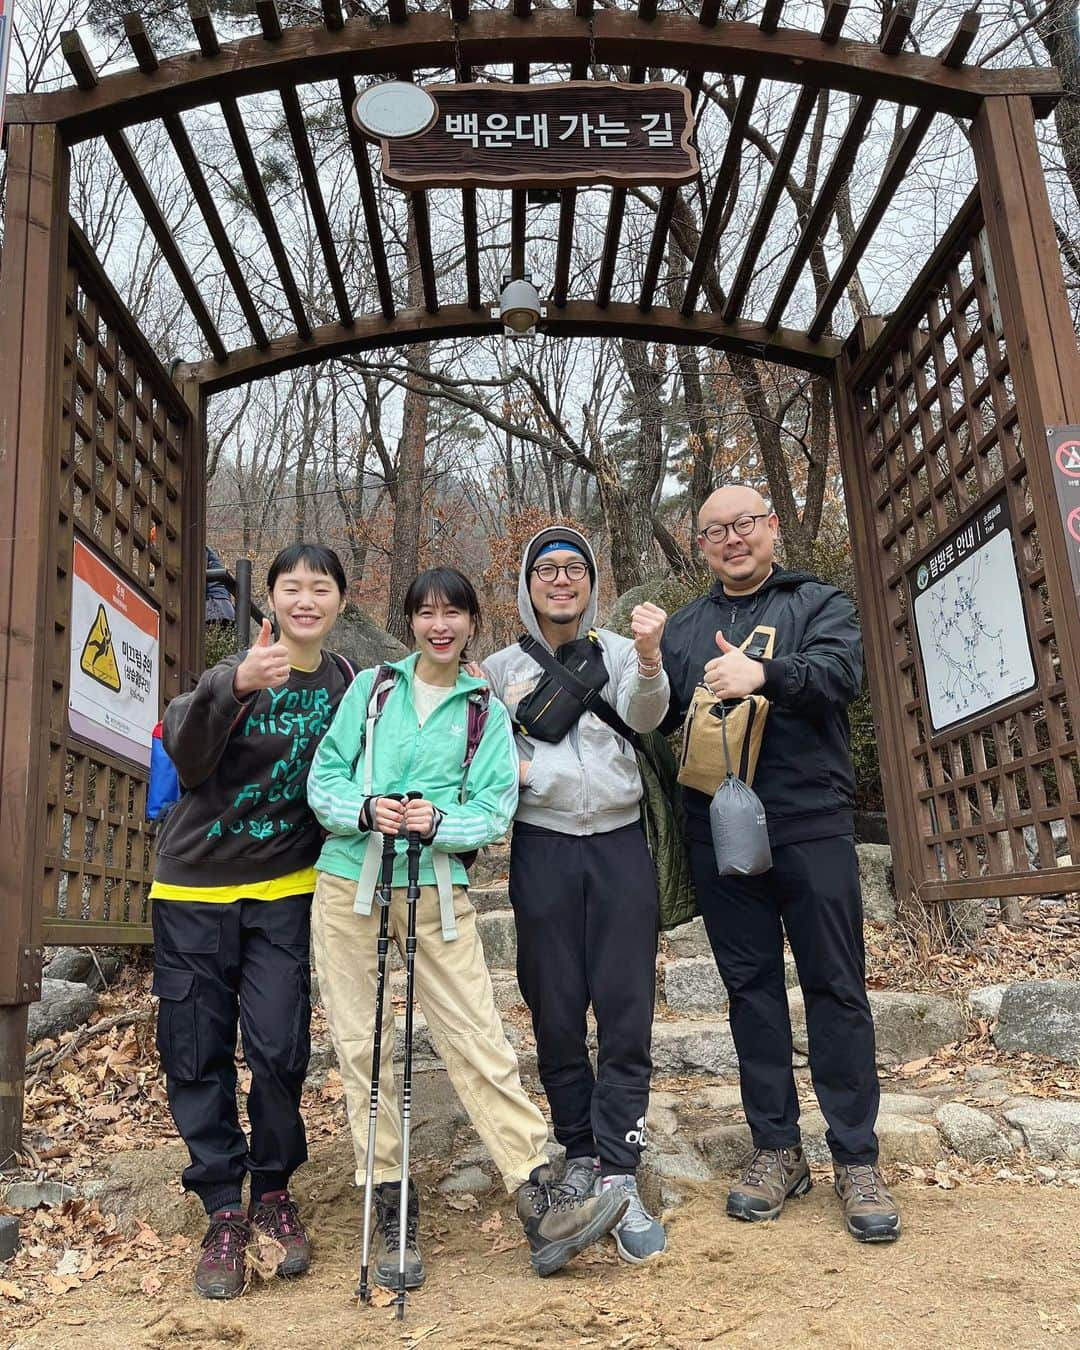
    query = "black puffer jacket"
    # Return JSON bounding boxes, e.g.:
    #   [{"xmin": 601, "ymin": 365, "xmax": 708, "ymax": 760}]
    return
[{"xmin": 661, "ymin": 568, "xmax": 862, "ymax": 847}]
